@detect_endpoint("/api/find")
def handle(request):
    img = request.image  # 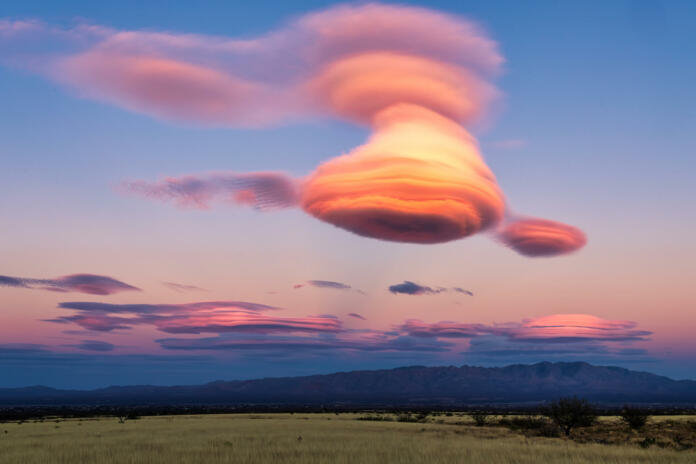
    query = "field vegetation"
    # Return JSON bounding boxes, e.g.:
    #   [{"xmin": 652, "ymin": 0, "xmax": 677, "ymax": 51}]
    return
[{"xmin": 1, "ymin": 410, "xmax": 696, "ymax": 463}]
